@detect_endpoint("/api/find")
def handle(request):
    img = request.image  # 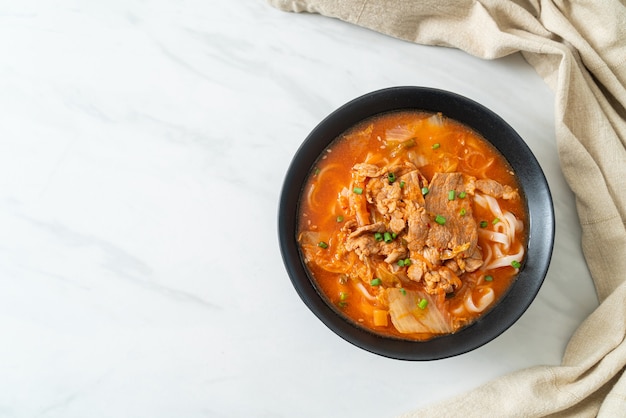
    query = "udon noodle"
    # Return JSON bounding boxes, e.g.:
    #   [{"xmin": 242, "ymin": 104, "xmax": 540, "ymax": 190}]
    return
[{"xmin": 298, "ymin": 110, "xmax": 526, "ymax": 340}]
